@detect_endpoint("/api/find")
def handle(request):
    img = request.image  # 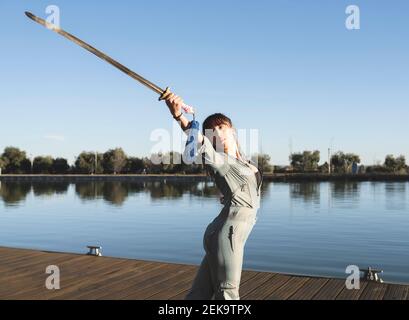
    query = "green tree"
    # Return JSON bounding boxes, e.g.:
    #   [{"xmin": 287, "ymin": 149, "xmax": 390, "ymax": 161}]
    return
[
  {"xmin": 290, "ymin": 150, "xmax": 320, "ymax": 172},
  {"xmin": 52, "ymin": 158, "xmax": 70, "ymax": 174},
  {"xmin": 319, "ymin": 162, "xmax": 330, "ymax": 173},
  {"xmin": 75, "ymin": 152, "xmax": 103, "ymax": 174},
  {"xmin": 32, "ymin": 156, "xmax": 54, "ymax": 174},
  {"xmin": 384, "ymin": 155, "xmax": 406, "ymax": 173},
  {"xmin": 331, "ymin": 152, "xmax": 360, "ymax": 173},
  {"xmin": 251, "ymin": 153, "xmax": 274, "ymax": 173},
  {"xmin": 102, "ymin": 148, "xmax": 127, "ymax": 174},
  {"xmin": 162, "ymin": 151, "xmax": 184, "ymax": 173},
  {"xmin": 125, "ymin": 157, "xmax": 145, "ymax": 174},
  {"xmin": 0, "ymin": 157, "xmax": 5, "ymax": 171},
  {"xmin": 147, "ymin": 152, "xmax": 166, "ymax": 174},
  {"xmin": 1, "ymin": 147, "xmax": 31, "ymax": 174}
]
